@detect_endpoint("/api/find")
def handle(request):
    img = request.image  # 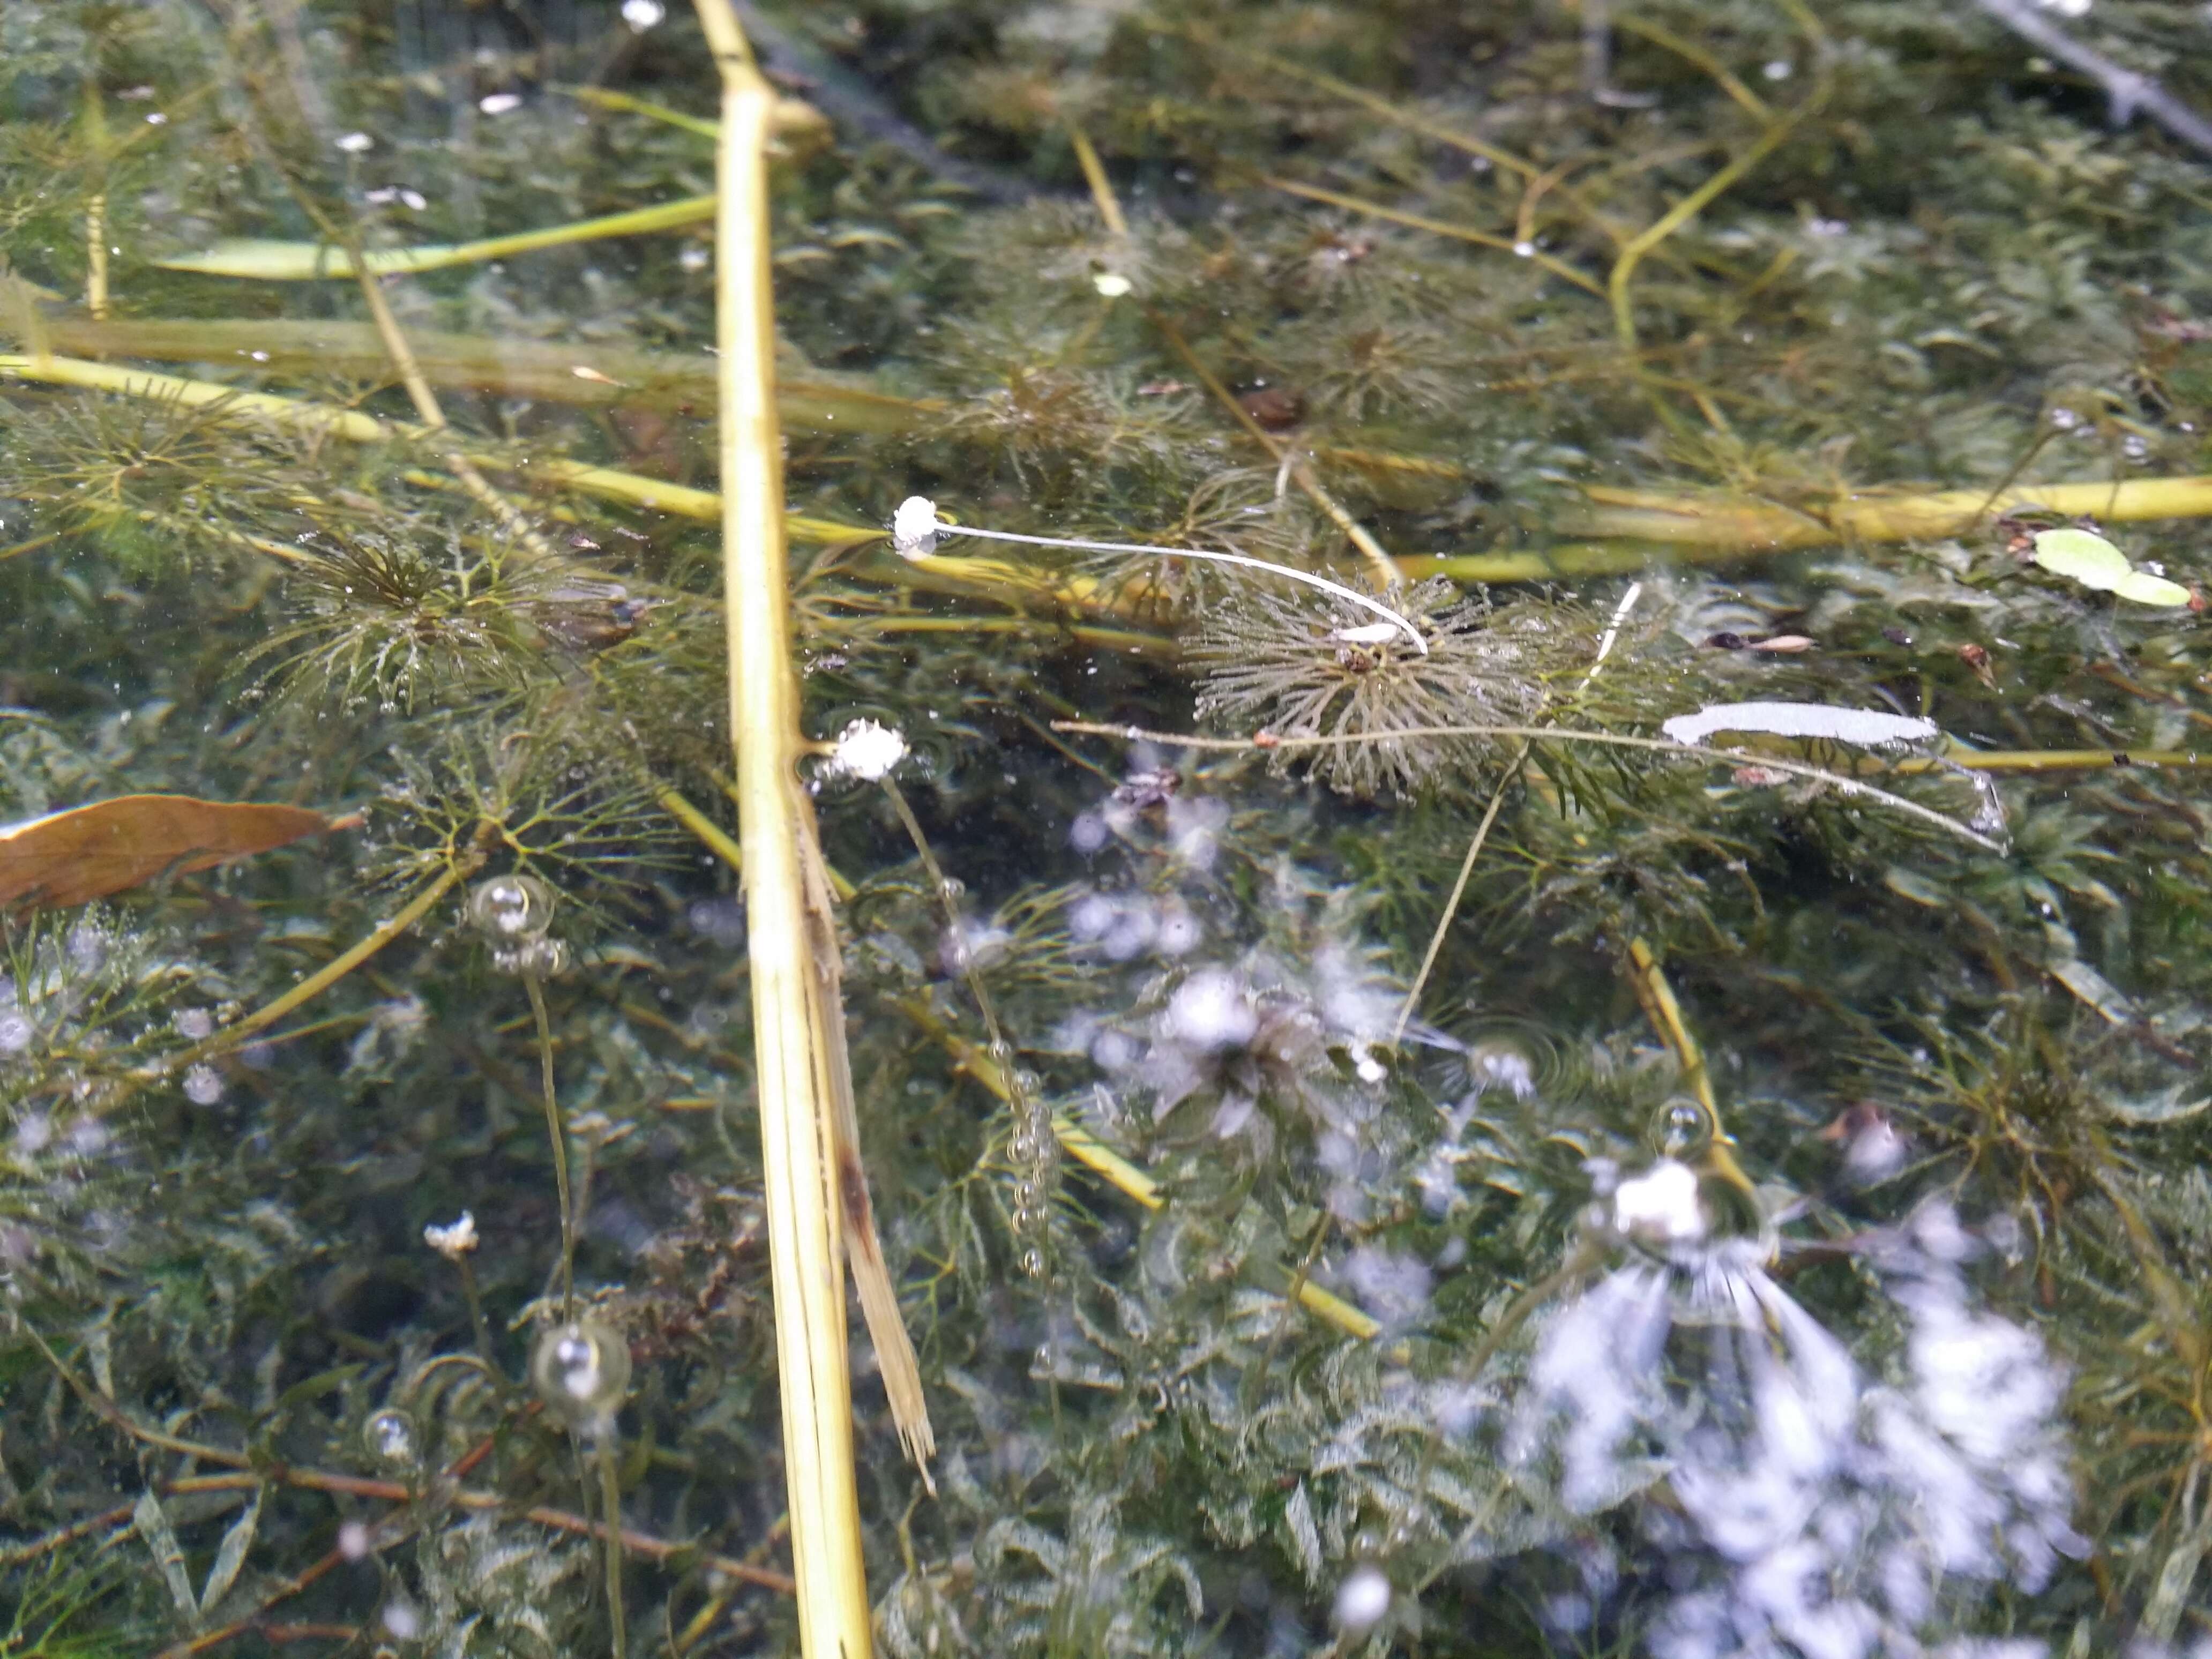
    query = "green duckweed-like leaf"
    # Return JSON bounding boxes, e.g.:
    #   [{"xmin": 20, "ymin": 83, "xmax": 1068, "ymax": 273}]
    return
[{"xmin": 2030, "ymin": 528, "xmax": 2192, "ymax": 606}]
